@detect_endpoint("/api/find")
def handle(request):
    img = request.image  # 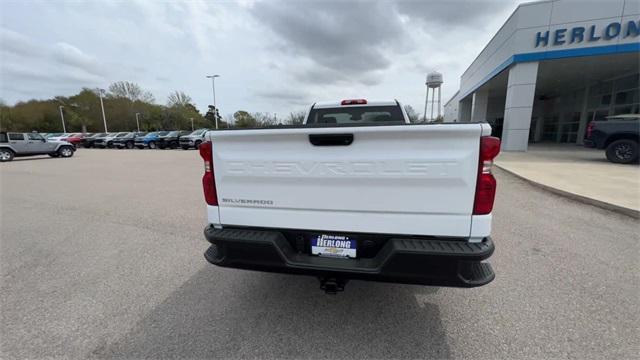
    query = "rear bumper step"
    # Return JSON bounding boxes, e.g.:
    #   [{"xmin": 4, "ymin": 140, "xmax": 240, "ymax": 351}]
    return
[{"xmin": 204, "ymin": 226, "xmax": 495, "ymax": 288}]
